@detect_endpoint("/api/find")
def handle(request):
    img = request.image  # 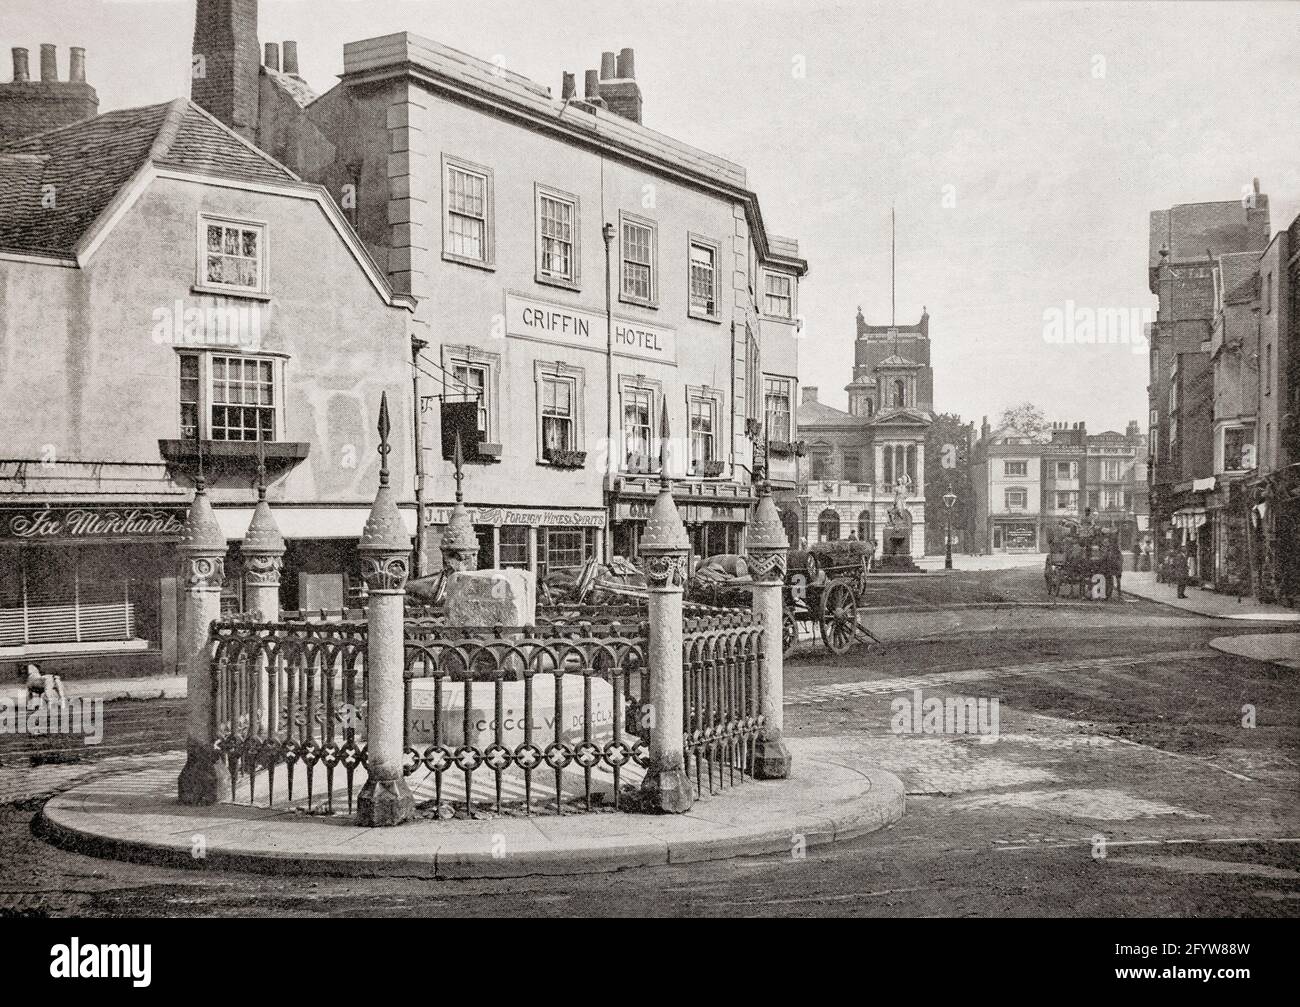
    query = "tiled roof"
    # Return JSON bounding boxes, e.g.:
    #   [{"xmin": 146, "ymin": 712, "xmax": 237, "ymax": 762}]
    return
[
  {"xmin": 0, "ymin": 99, "xmax": 296, "ymax": 258},
  {"xmin": 798, "ymin": 399, "xmax": 866, "ymax": 428},
  {"xmin": 263, "ymin": 67, "xmax": 318, "ymax": 109}
]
